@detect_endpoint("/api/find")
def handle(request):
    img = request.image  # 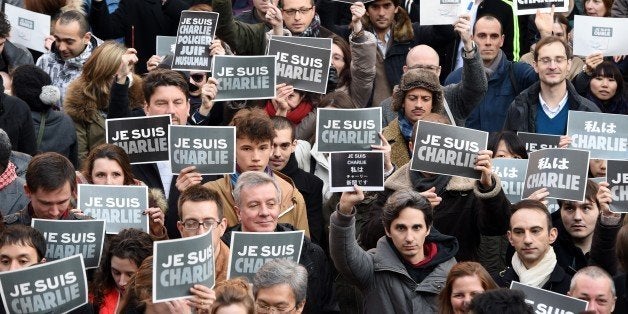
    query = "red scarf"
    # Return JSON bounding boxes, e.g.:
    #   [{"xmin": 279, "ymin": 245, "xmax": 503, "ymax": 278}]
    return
[
  {"xmin": 265, "ymin": 100, "xmax": 313, "ymax": 124},
  {"xmin": 412, "ymin": 242, "xmax": 438, "ymax": 267},
  {"xmin": 0, "ymin": 162, "xmax": 17, "ymax": 190}
]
